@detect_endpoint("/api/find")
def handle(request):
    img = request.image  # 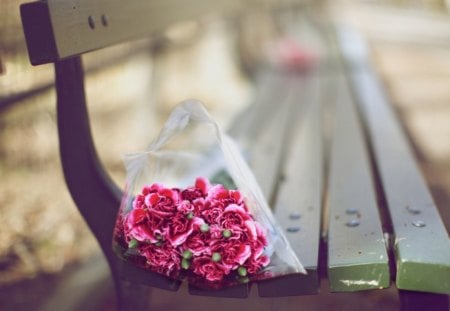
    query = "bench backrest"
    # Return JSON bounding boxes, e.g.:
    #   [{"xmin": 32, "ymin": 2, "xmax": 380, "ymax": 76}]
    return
[{"xmin": 21, "ymin": 0, "xmax": 239, "ymax": 65}]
